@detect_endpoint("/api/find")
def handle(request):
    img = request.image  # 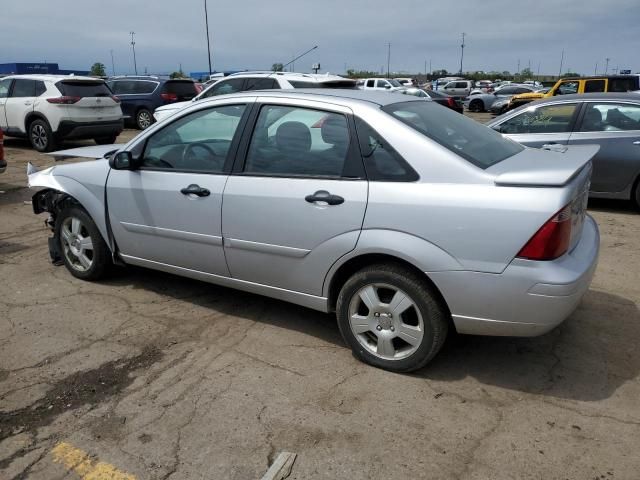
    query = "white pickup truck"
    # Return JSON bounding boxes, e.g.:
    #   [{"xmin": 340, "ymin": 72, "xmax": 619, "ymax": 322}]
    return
[{"xmin": 357, "ymin": 78, "xmax": 405, "ymax": 91}]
